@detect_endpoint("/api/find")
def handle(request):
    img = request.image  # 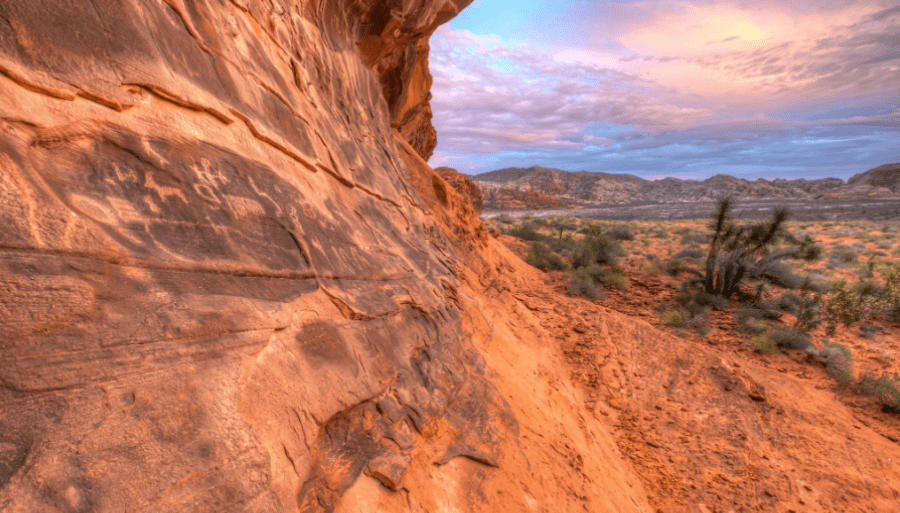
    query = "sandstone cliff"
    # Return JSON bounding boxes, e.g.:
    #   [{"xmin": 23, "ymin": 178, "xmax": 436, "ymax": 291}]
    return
[{"xmin": 0, "ymin": 2, "xmax": 650, "ymax": 512}]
